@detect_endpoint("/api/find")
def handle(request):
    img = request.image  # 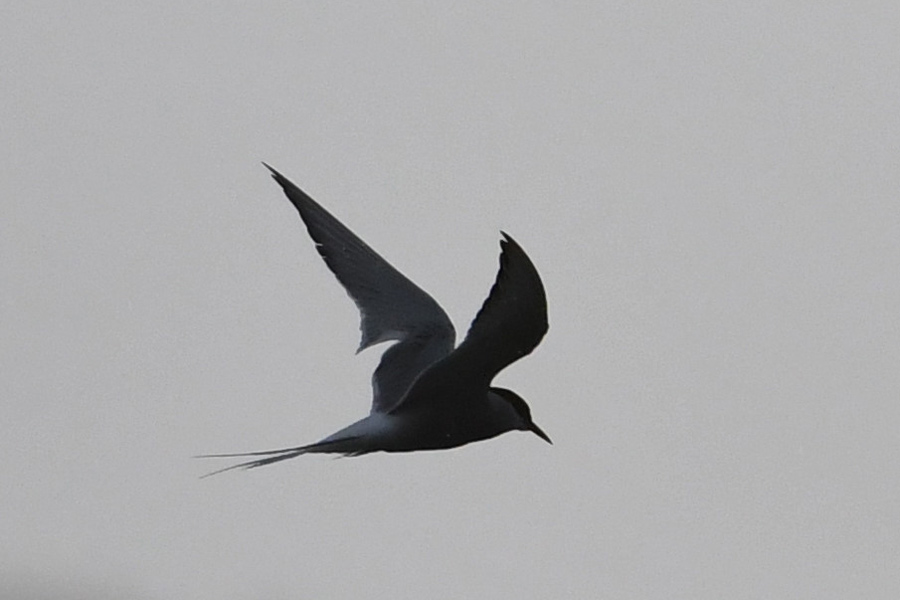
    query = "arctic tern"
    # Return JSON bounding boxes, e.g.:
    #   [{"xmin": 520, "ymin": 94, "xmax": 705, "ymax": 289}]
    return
[{"xmin": 200, "ymin": 164, "xmax": 550, "ymax": 476}]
